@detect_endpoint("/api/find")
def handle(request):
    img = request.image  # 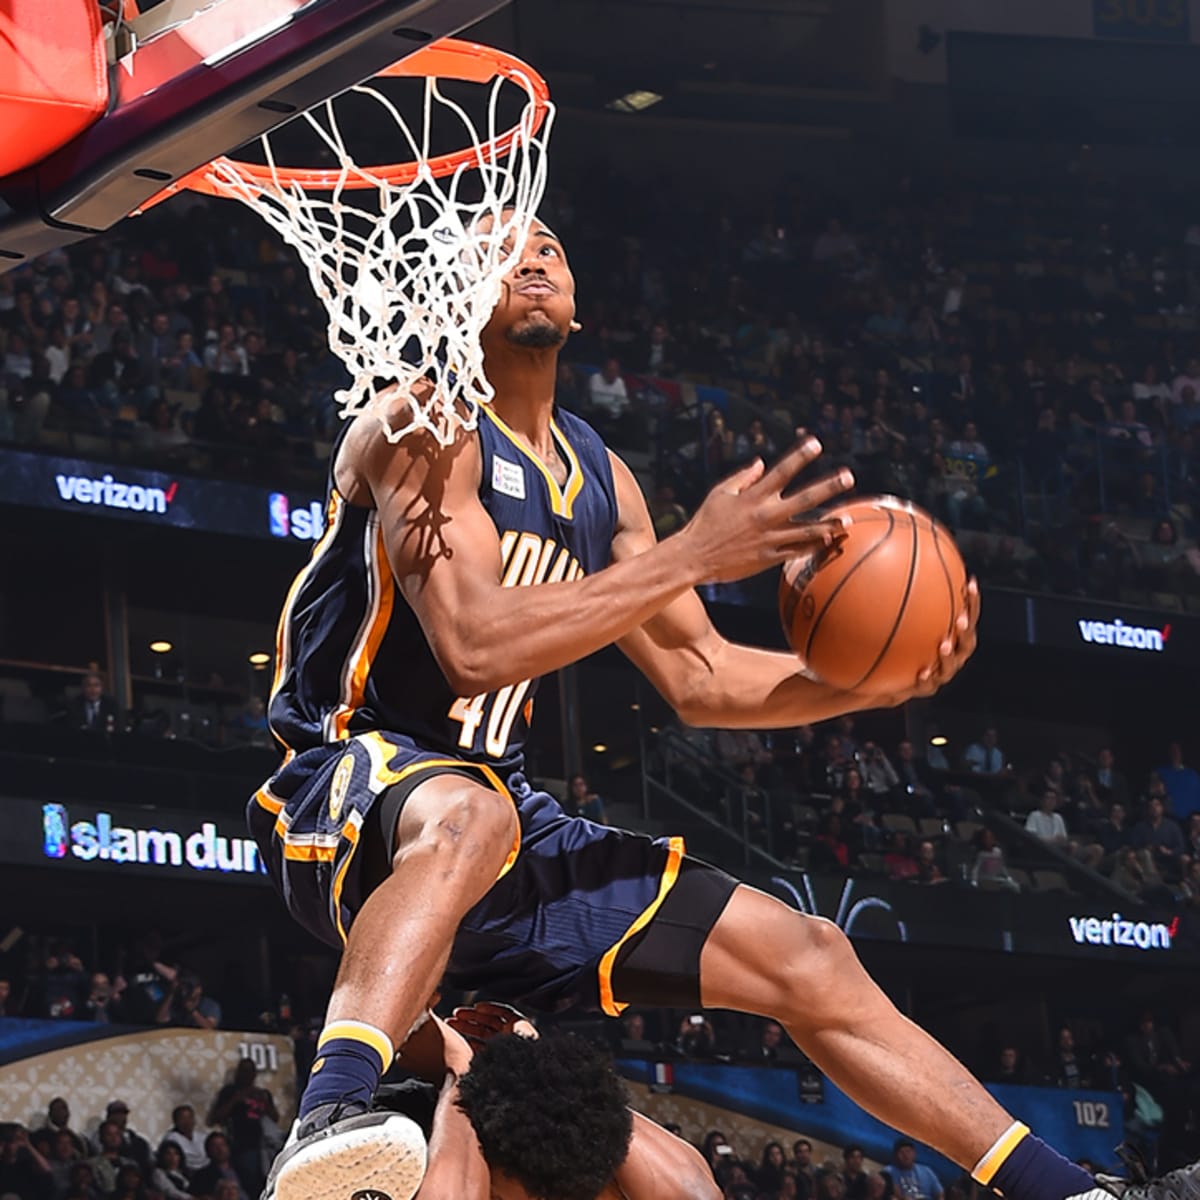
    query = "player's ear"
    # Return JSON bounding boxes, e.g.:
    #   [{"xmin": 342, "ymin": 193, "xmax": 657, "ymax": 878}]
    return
[{"xmin": 569, "ymin": 320, "xmax": 582, "ymax": 333}]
